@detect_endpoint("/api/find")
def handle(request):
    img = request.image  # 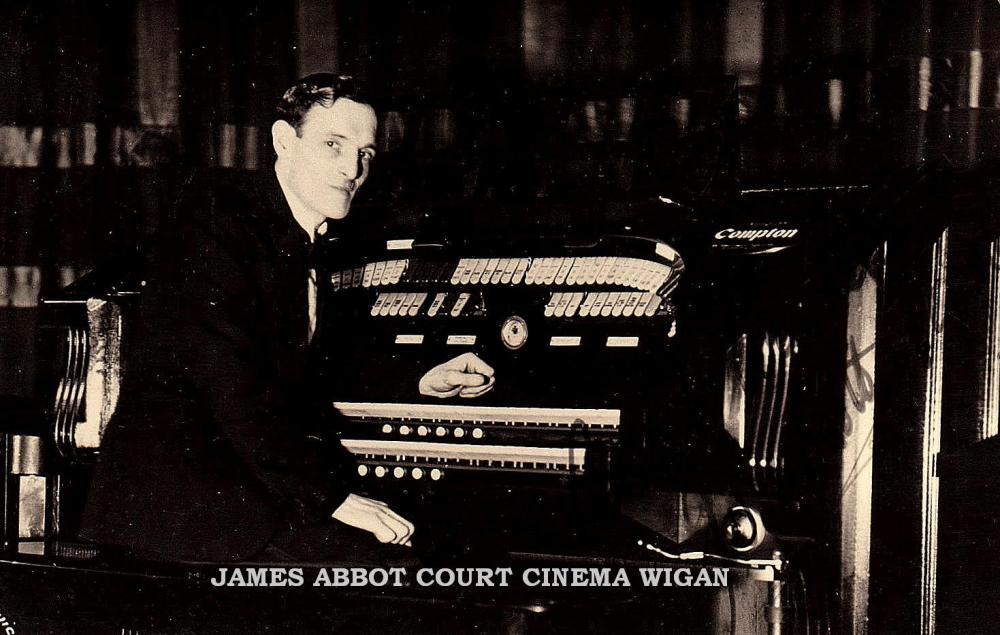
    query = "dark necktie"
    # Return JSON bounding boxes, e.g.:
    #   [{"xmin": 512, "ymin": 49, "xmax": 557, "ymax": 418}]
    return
[{"xmin": 308, "ymin": 222, "xmax": 338, "ymax": 343}]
